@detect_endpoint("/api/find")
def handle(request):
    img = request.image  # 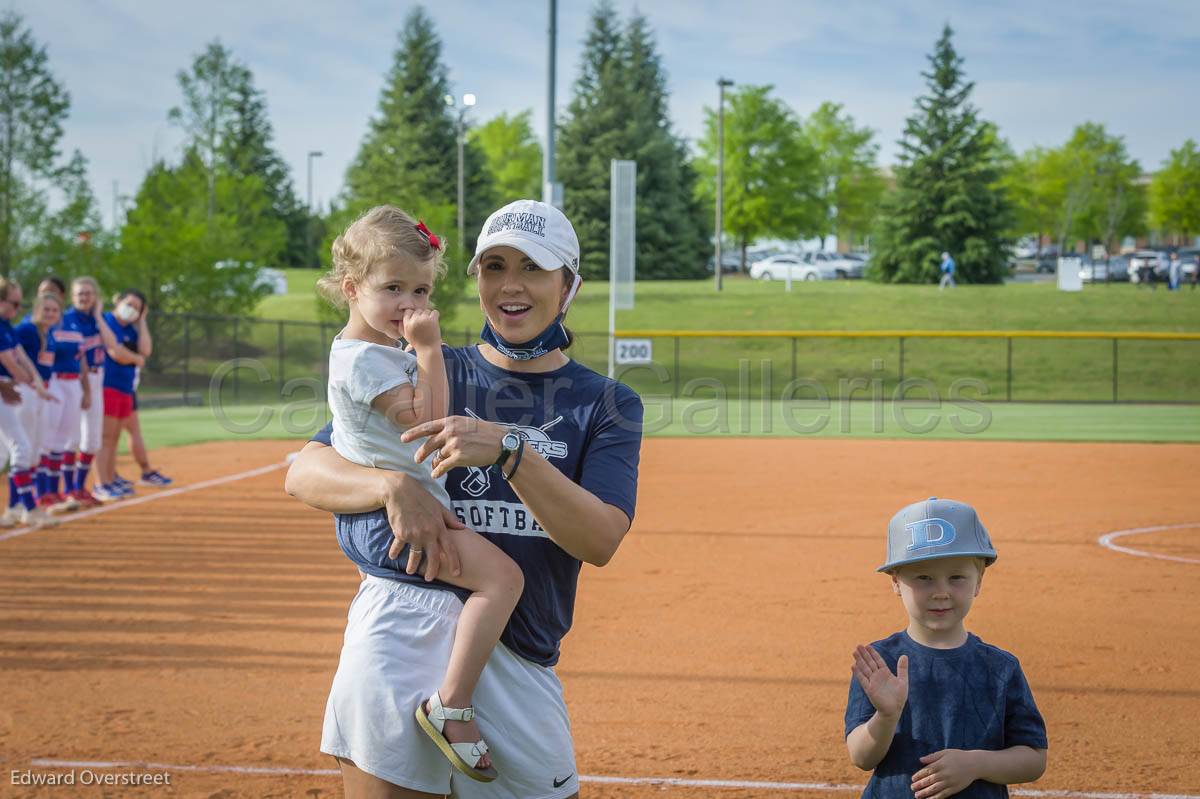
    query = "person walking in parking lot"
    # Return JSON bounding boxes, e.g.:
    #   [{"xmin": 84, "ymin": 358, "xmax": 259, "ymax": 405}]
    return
[
  {"xmin": 1168, "ymin": 252, "xmax": 1181, "ymax": 291},
  {"xmin": 938, "ymin": 252, "xmax": 956, "ymax": 290}
]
